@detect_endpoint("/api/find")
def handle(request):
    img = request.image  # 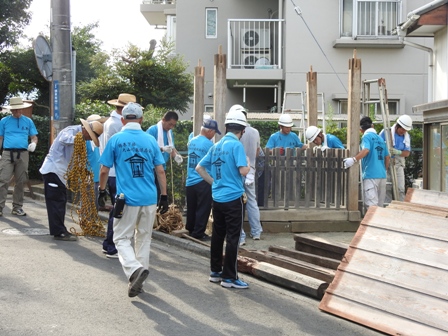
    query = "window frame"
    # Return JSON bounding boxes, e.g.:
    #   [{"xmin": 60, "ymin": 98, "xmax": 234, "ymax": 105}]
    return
[{"xmin": 205, "ymin": 8, "xmax": 218, "ymax": 39}]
